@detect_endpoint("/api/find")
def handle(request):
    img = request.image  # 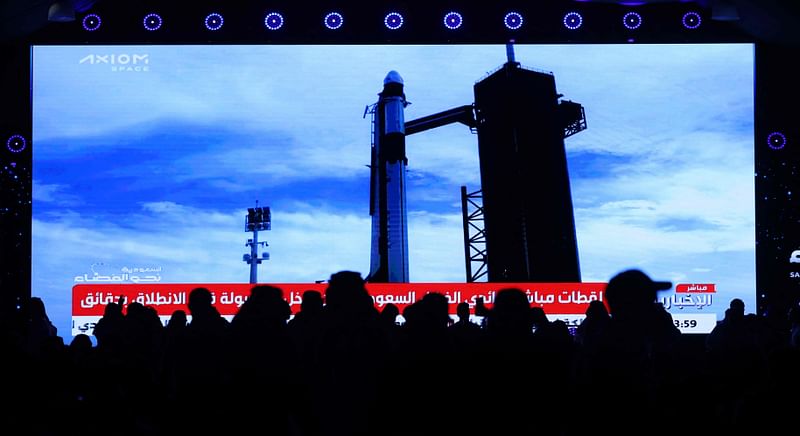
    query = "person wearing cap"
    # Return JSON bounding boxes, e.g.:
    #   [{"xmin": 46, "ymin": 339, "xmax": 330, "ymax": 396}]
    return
[
  {"xmin": 602, "ymin": 267, "xmax": 680, "ymax": 348},
  {"xmin": 603, "ymin": 269, "xmax": 674, "ymax": 320},
  {"xmin": 573, "ymin": 268, "xmax": 683, "ymax": 435}
]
